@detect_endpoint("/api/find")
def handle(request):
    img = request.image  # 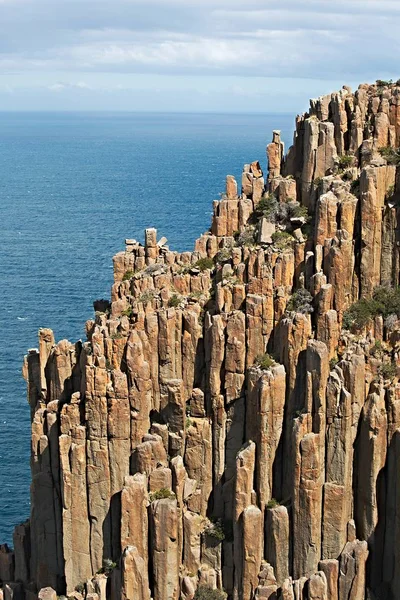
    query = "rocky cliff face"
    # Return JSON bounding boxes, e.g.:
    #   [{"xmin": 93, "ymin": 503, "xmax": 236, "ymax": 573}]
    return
[{"xmin": 2, "ymin": 80, "xmax": 400, "ymax": 600}]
